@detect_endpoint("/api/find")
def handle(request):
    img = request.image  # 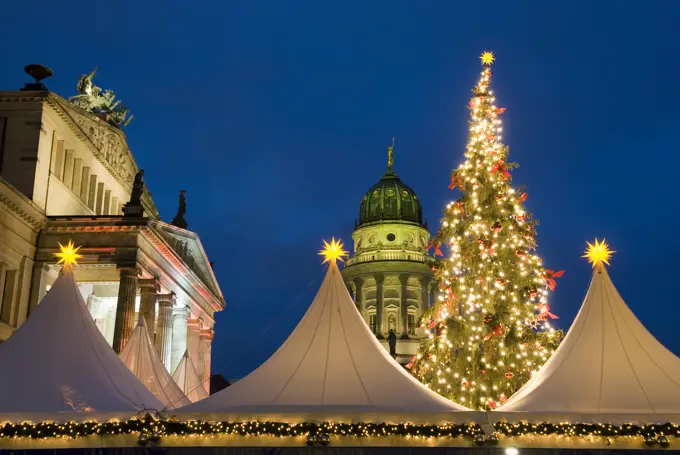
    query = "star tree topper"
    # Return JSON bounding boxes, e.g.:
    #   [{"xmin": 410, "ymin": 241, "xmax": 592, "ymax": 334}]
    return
[
  {"xmin": 54, "ymin": 240, "xmax": 83, "ymax": 268},
  {"xmin": 583, "ymin": 238, "xmax": 615, "ymax": 268},
  {"xmin": 319, "ymin": 237, "xmax": 348, "ymax": 265},
  {"xmin": 480, "ymin": 51, "xmax": 495, "ymax": 66}
]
